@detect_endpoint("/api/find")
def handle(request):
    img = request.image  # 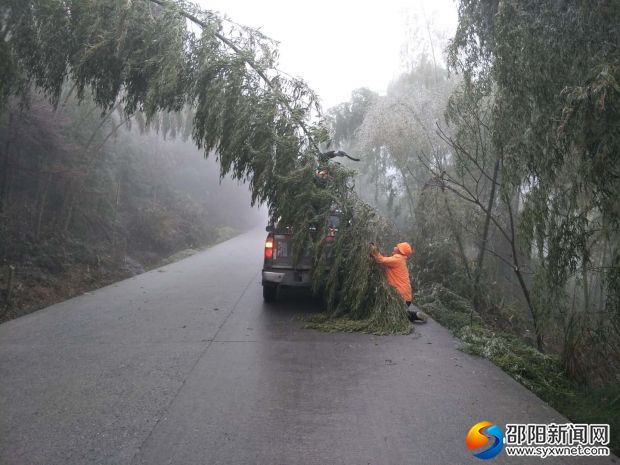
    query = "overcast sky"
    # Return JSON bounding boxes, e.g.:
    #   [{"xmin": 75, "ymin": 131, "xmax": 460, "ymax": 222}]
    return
[{"xmin": 198, "ymin": 0, "xmax": 458, "ymax": 110}]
